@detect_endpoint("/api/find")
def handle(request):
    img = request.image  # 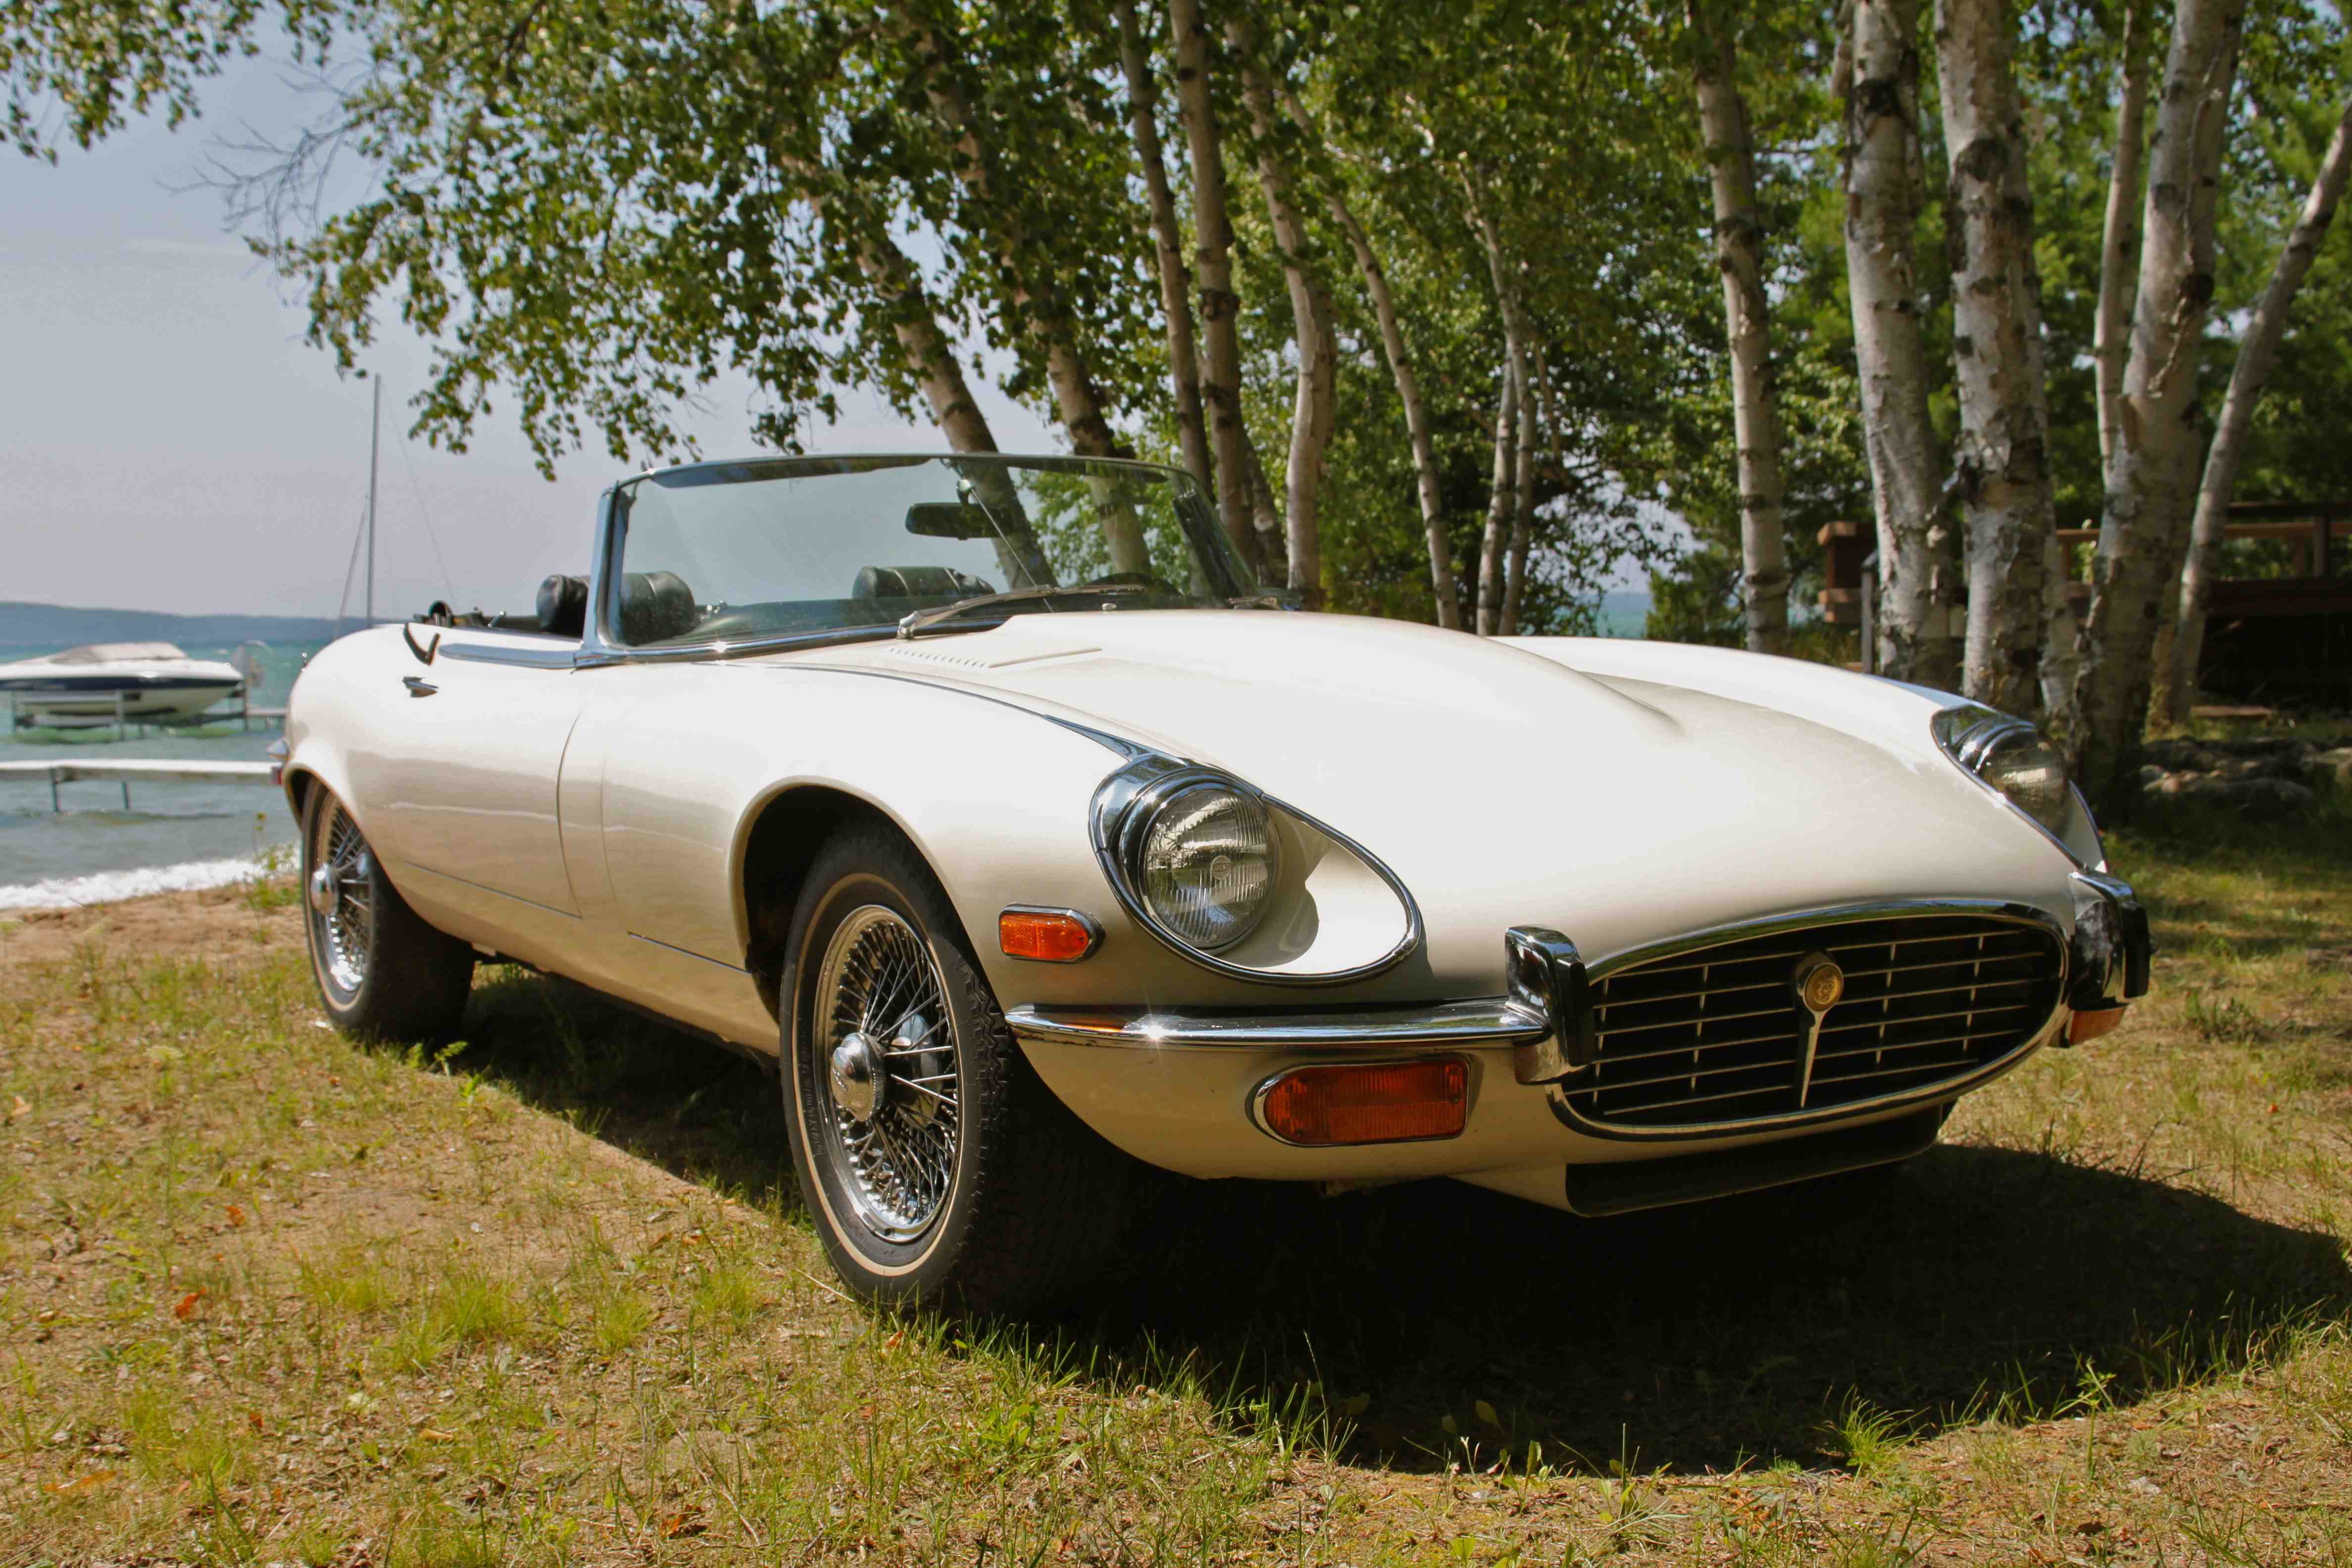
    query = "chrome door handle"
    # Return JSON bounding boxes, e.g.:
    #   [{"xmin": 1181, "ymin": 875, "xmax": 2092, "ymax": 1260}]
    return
[{"xmin": 402, "ymin": 676, "xmax": 439, "ymax": 698}]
